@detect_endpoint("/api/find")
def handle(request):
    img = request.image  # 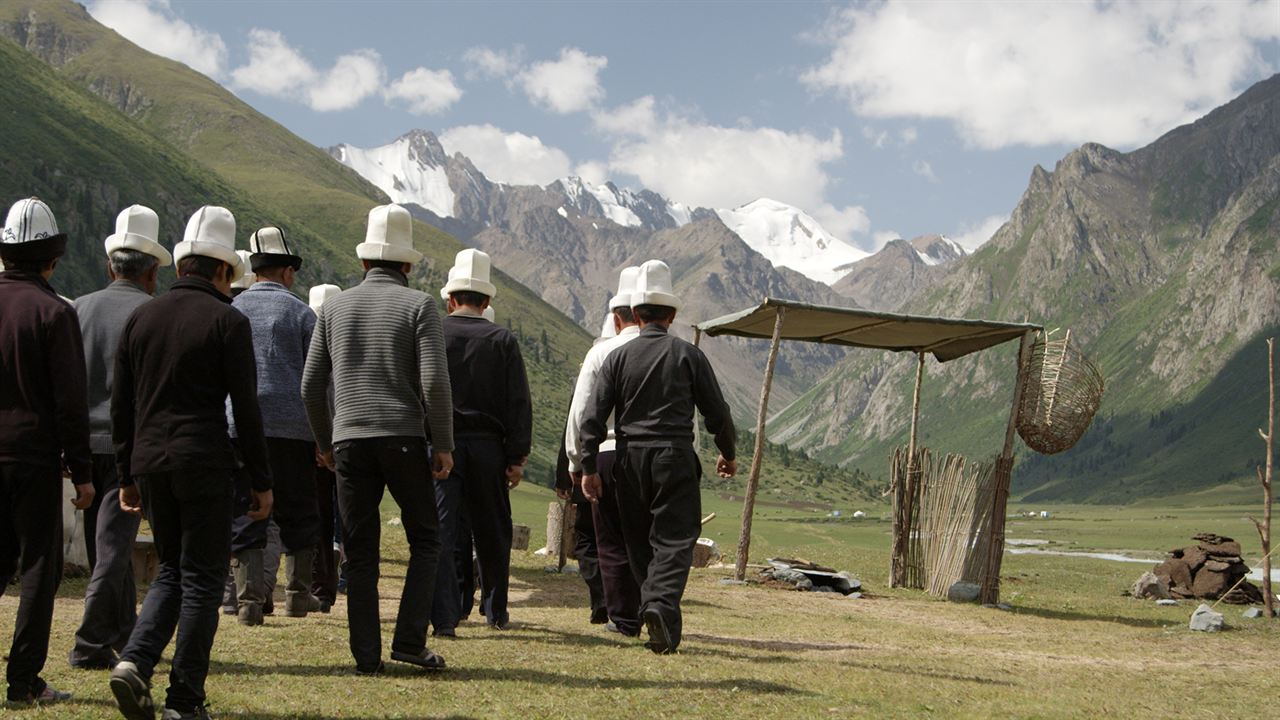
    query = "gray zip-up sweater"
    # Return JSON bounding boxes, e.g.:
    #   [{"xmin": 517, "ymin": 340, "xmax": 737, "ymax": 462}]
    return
[
  {"xmin": 301, "ymin": 268, "xmax": 454, "ymax": 452},
  {"xmin": 227, "ymin": 281, "xmax": 316, "ymax": 441},
  {"xmin": 74, "ymin": 279, "xmax": 153, "ymax": 455}
]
